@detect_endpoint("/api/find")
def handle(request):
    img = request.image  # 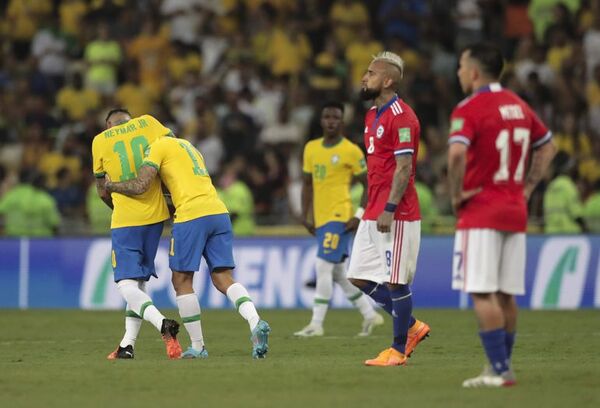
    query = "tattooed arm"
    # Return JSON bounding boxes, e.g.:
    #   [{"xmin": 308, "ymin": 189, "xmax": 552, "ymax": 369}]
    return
[{"xmin": 105, "ymin": 165, "xmax": 158, "ymax": 196}]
